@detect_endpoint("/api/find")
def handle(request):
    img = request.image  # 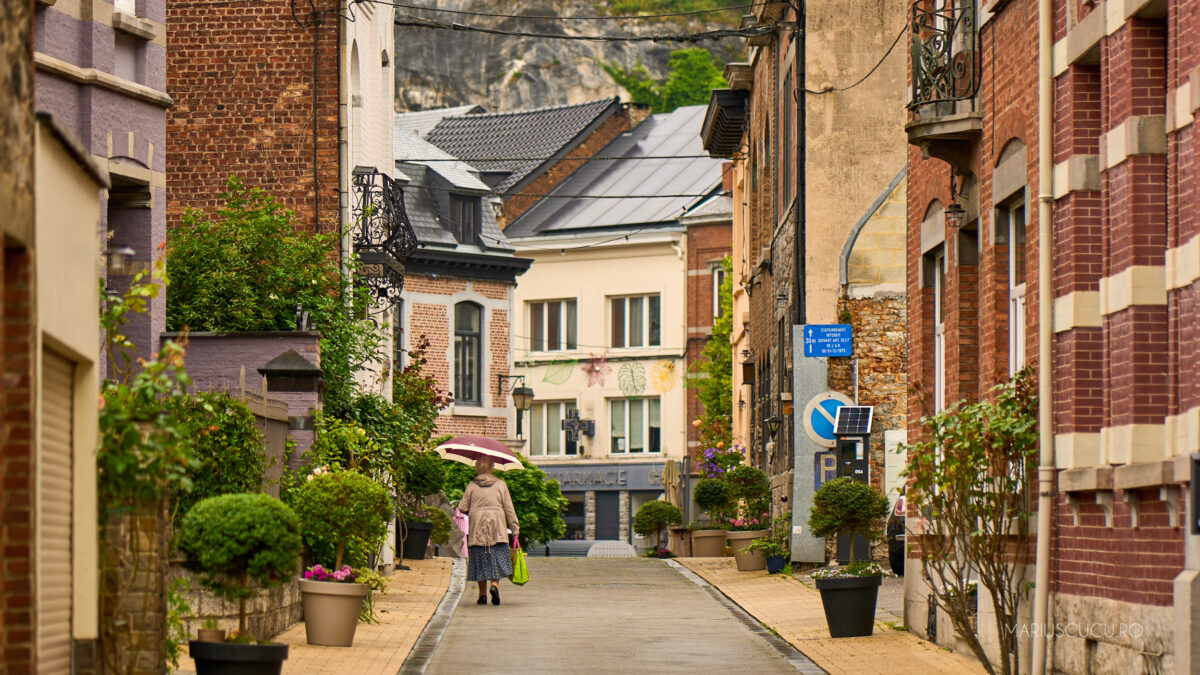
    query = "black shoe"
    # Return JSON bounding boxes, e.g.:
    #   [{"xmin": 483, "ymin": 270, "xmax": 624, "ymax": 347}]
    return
[
  {"xmin": 477, "ymin": 595, "xmax": 487, "ymax": 605},
  {"xmin": 490, "ymin": 586, "xmax": 500, "ymax": 605}
]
